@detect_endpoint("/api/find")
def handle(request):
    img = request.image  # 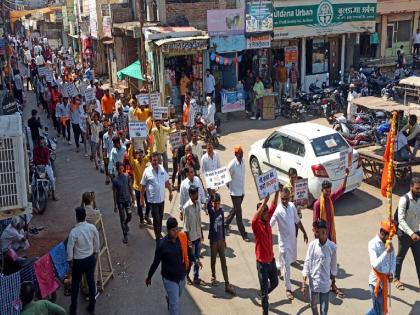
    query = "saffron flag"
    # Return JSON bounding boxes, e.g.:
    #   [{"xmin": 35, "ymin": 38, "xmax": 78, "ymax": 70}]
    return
[{"xmin": 381, "ymin": 113, "xmax": 397, "ymax": 197}]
